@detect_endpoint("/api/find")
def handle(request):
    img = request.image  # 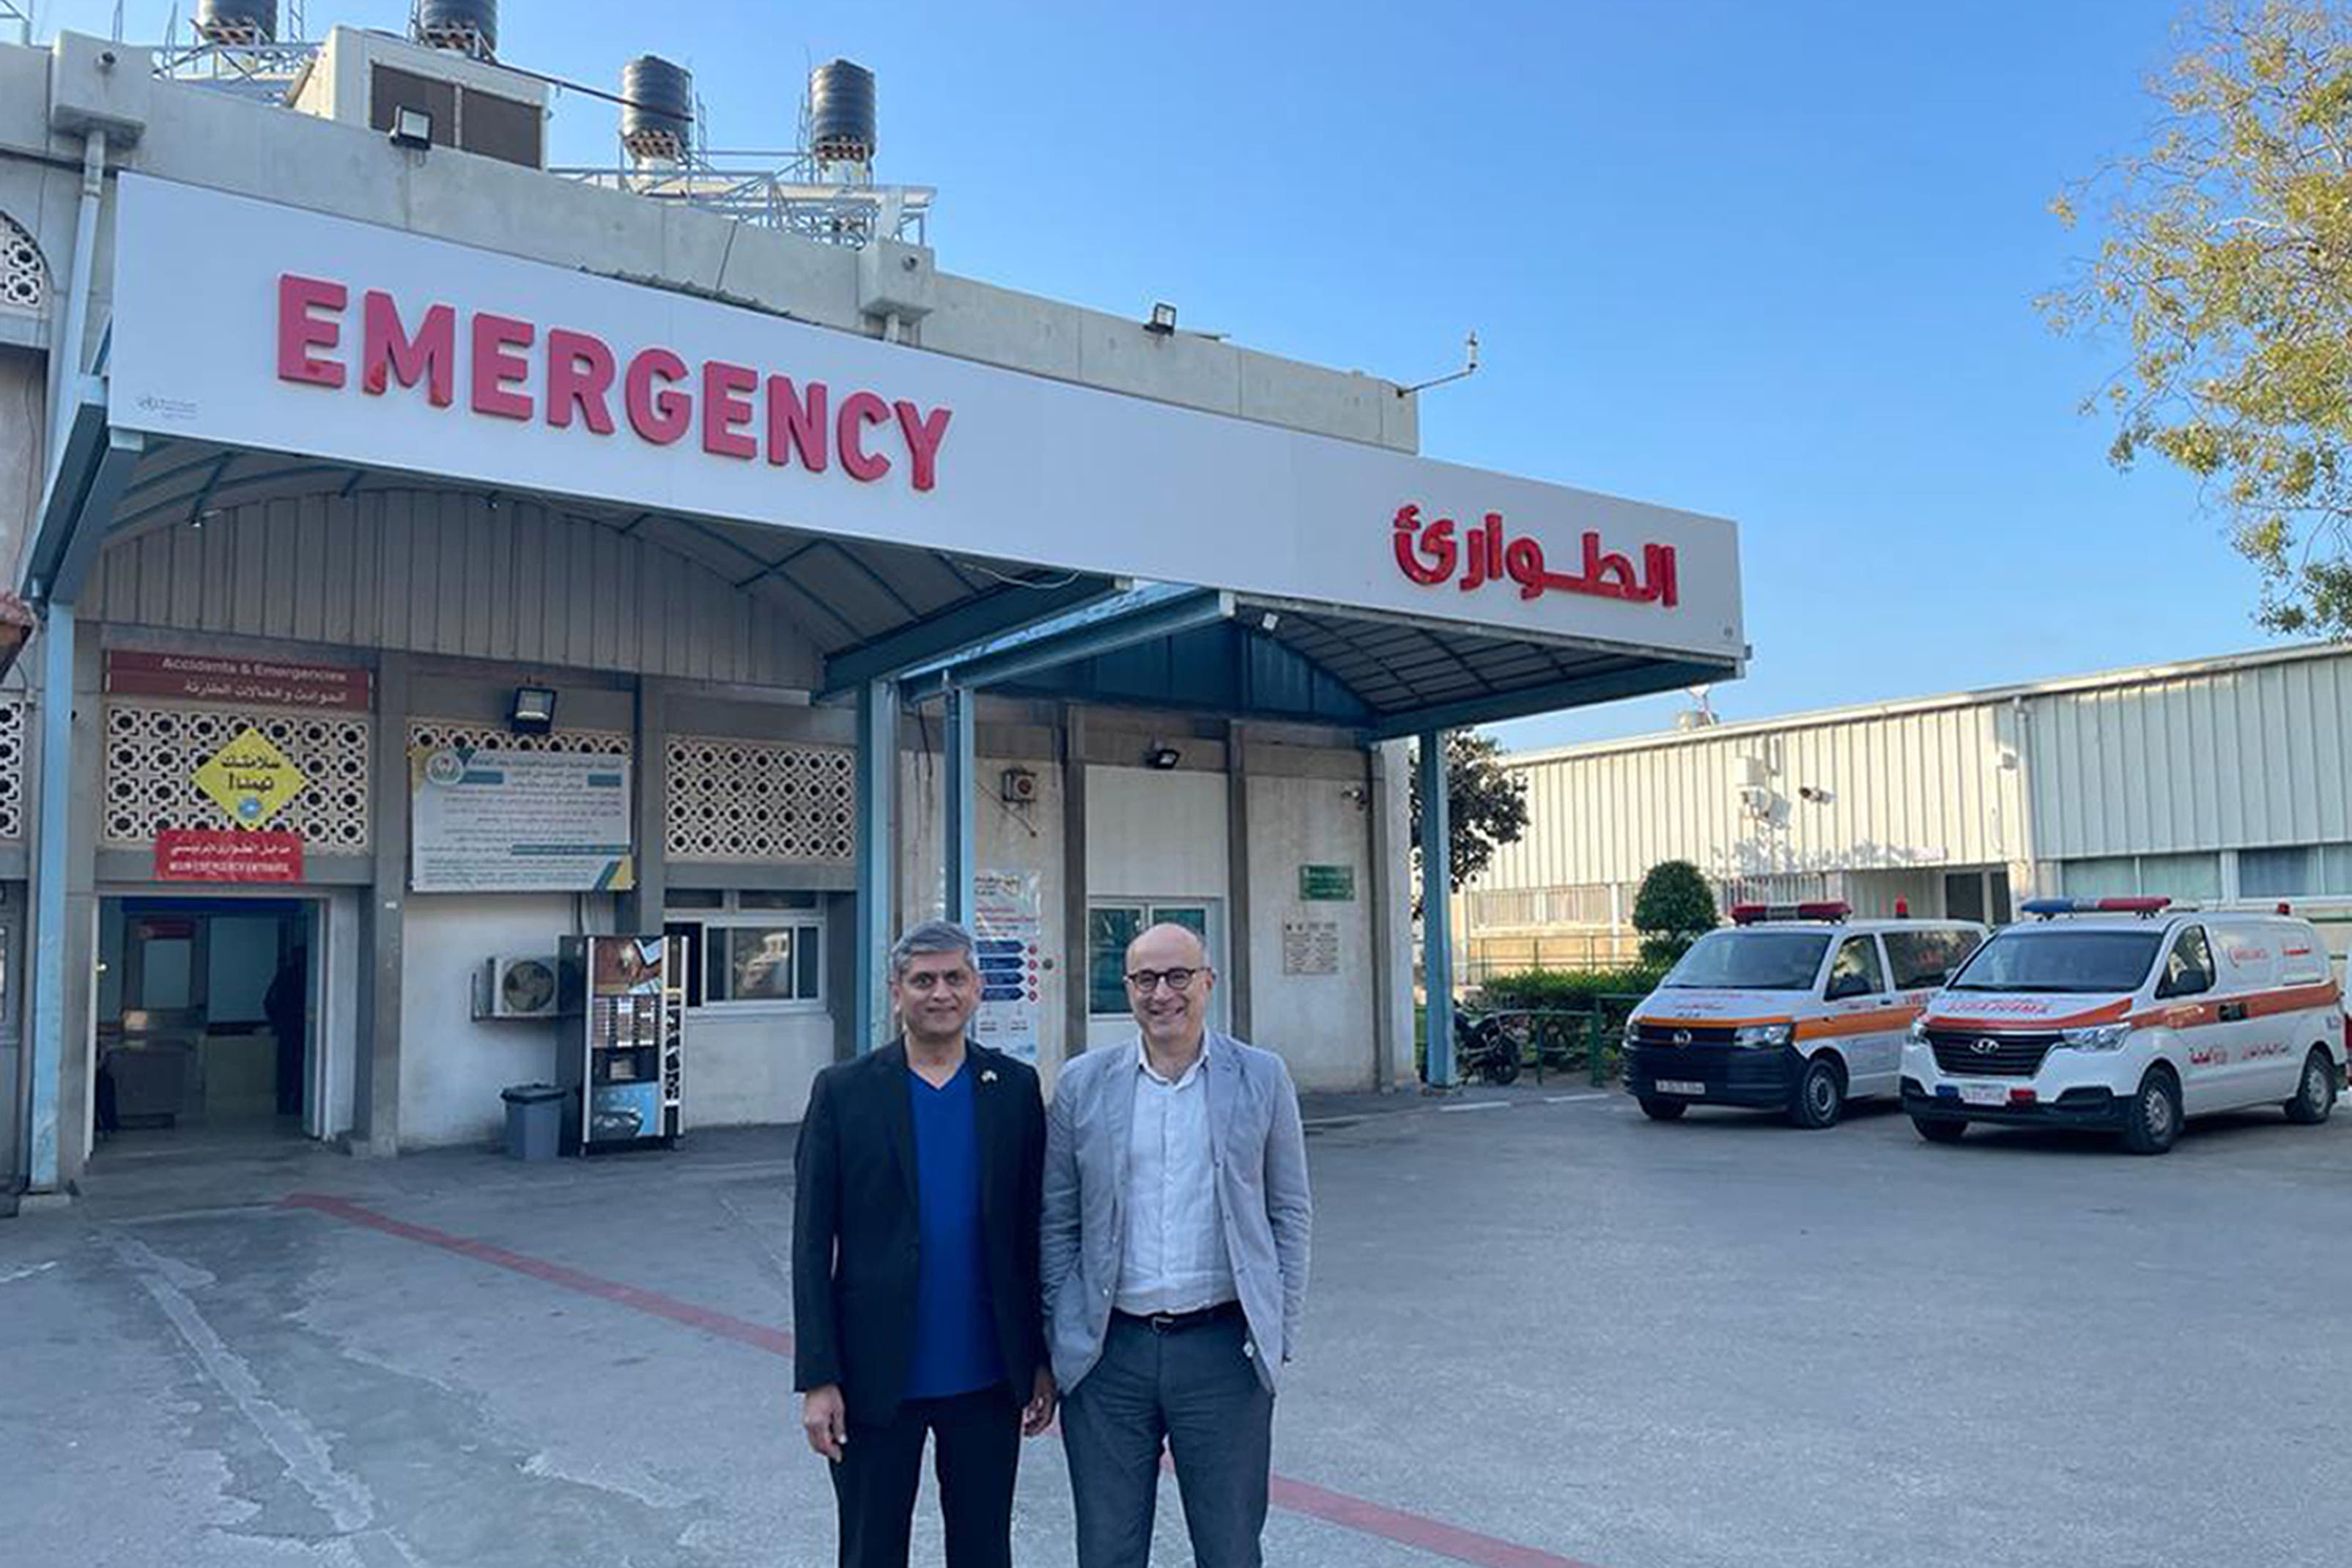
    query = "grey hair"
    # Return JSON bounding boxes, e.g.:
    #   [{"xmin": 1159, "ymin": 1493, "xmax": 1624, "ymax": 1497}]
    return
[{"xmin": 890, "ymin": 918, "xmax": 977, "ymax": 980}]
